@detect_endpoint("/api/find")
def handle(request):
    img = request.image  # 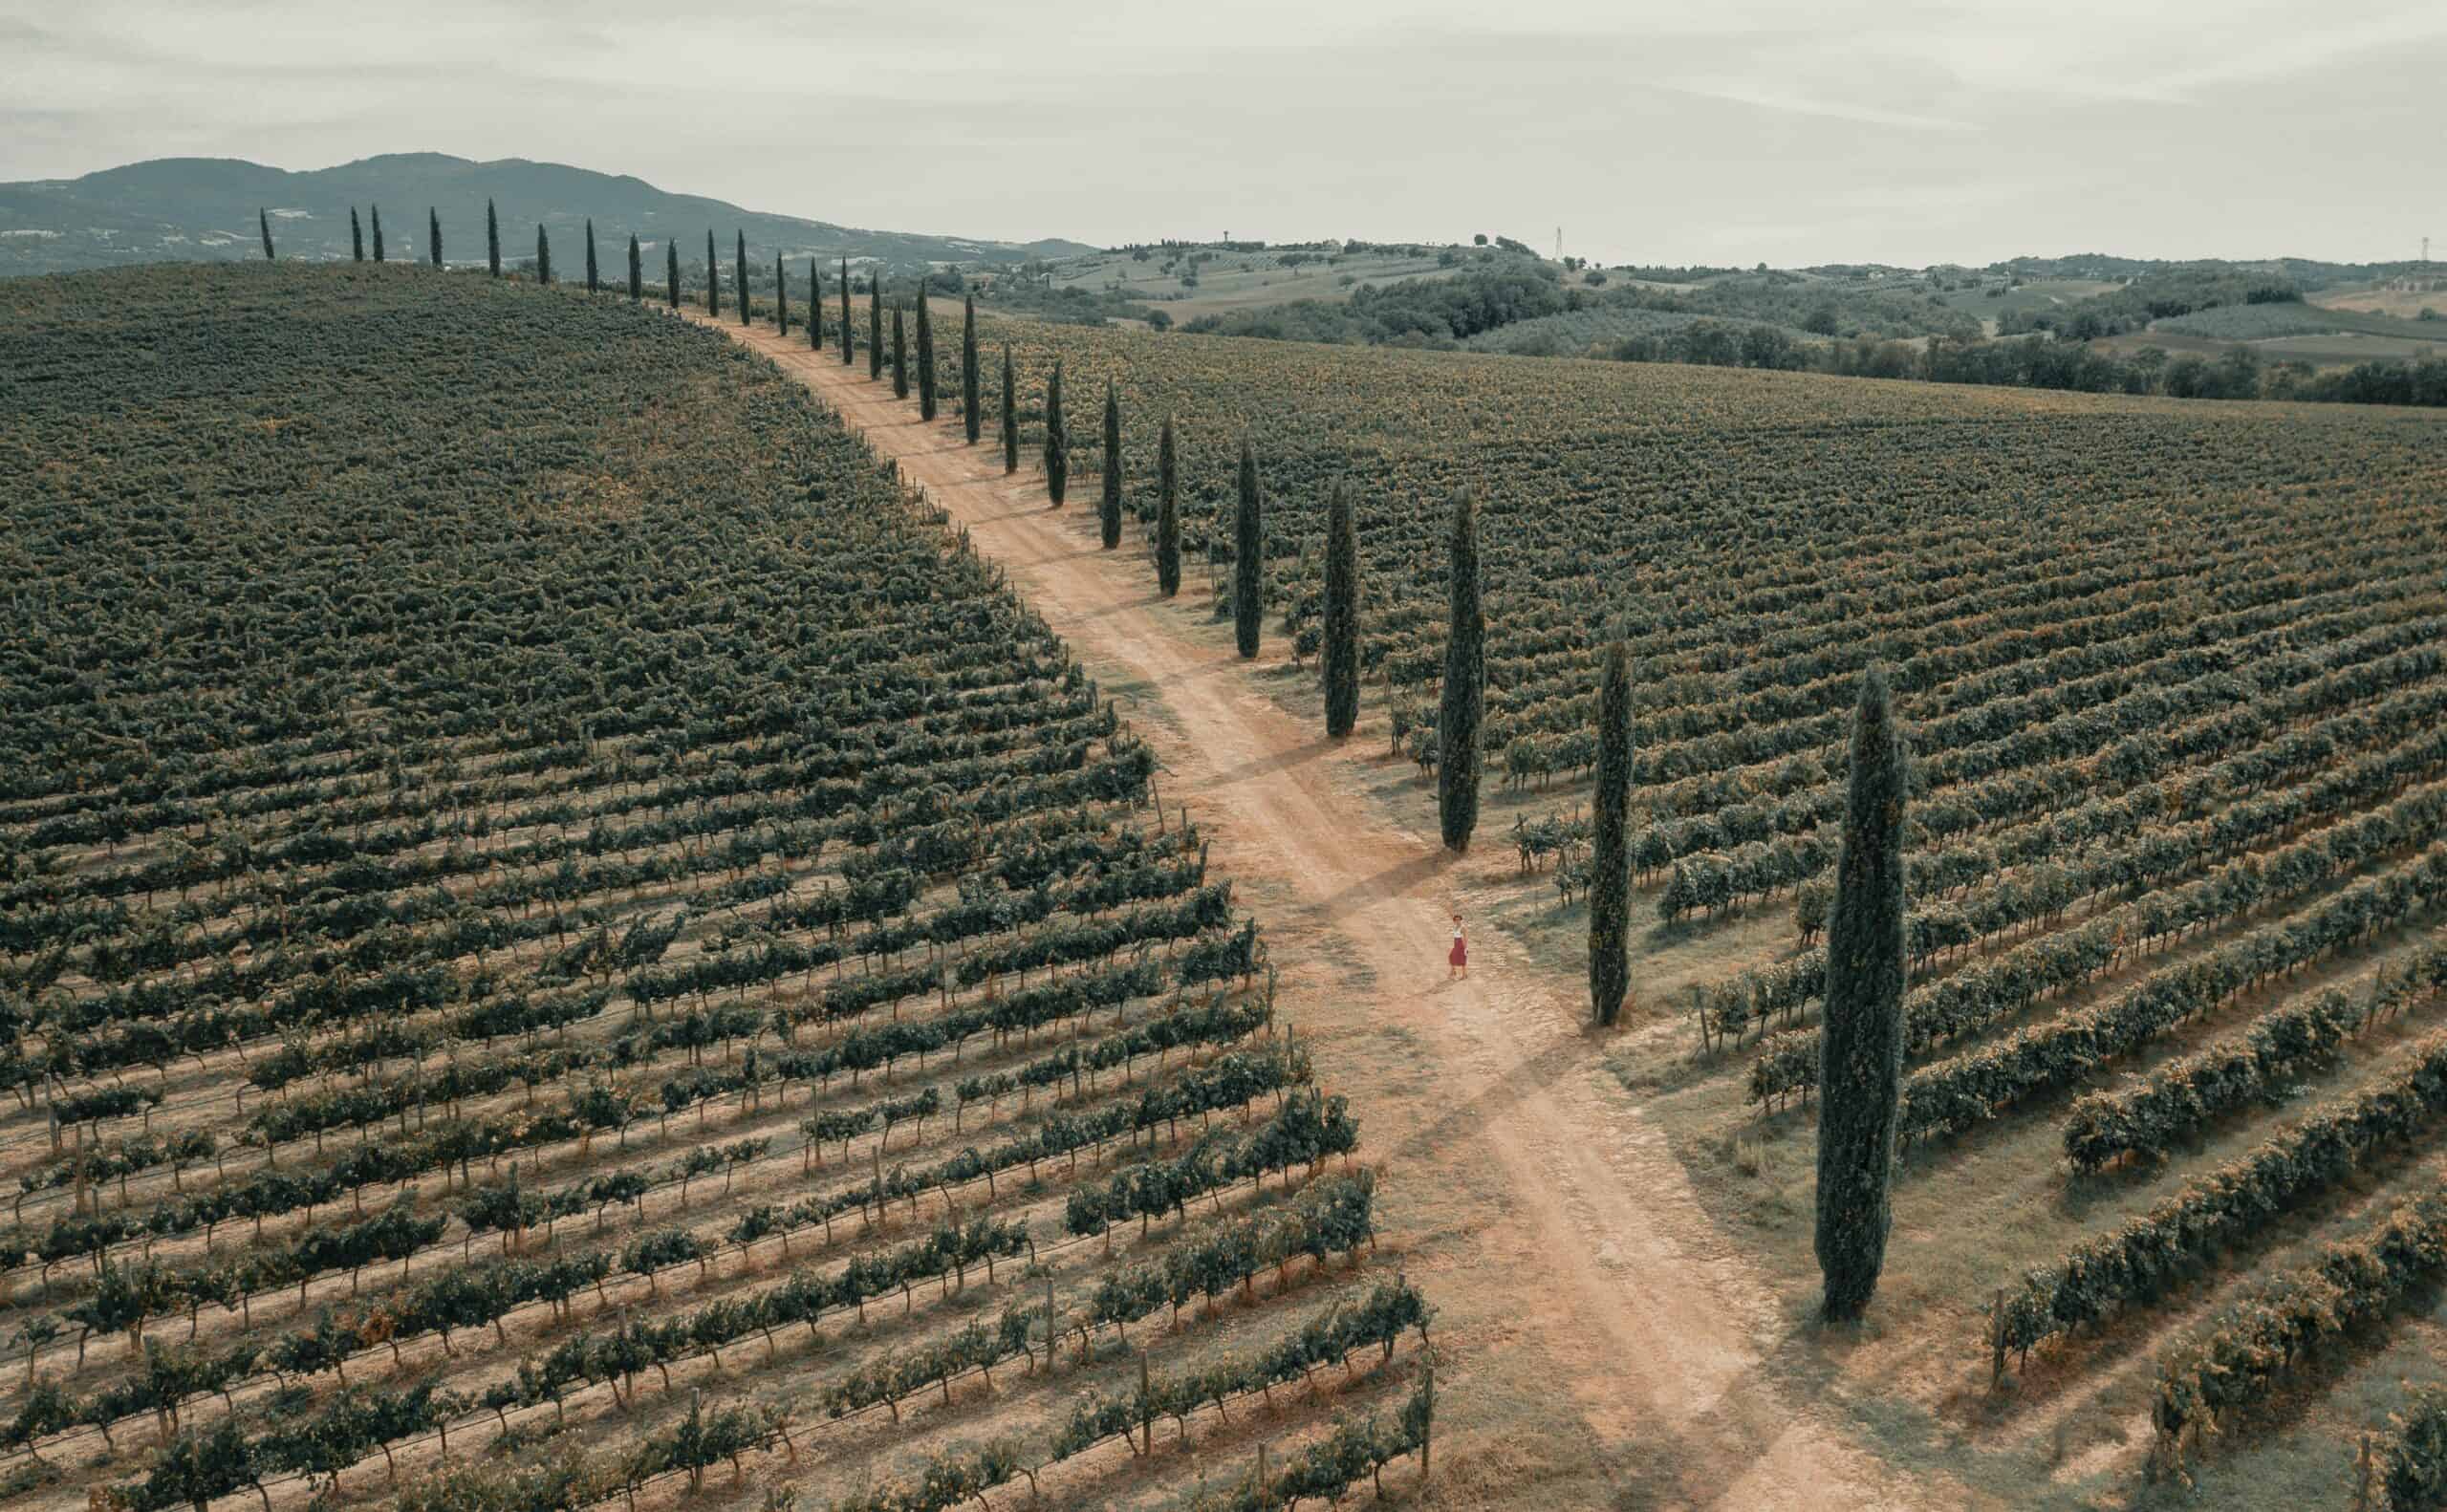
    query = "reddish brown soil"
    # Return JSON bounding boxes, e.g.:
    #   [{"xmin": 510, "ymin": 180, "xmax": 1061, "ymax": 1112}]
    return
[{"xmin": 694, "ymin": 313, "xmax": 1939, "ymax": 1509}]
